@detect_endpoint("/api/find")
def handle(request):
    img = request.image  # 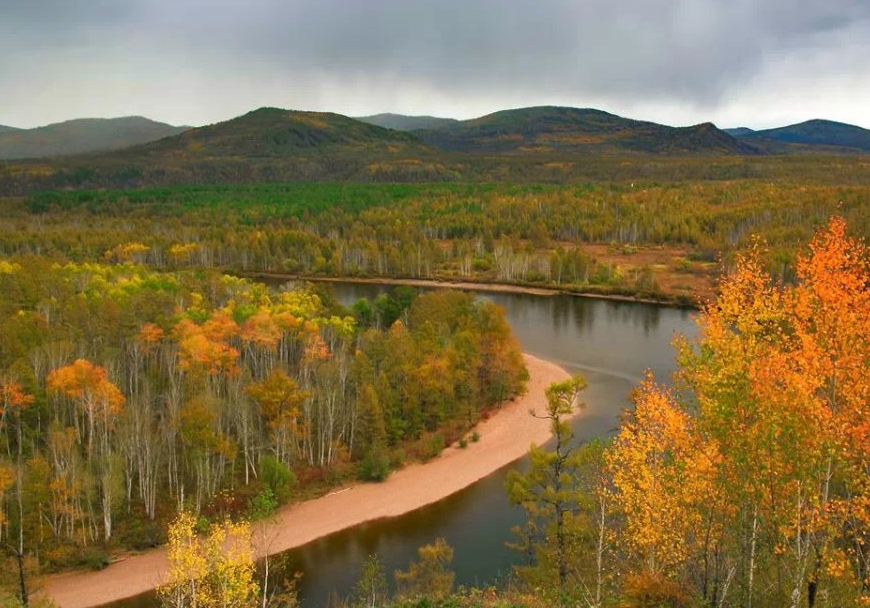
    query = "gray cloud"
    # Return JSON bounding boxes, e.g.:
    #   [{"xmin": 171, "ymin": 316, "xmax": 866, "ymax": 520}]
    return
[{"xmin": 2, "ymin": 0, "xmax": 869, "ymax": 128}]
